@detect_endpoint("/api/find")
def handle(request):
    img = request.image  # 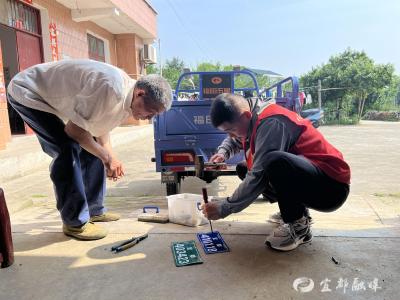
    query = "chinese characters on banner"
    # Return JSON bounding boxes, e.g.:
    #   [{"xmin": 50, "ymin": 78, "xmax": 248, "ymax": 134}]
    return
[{"xmin": 49, "ymin": 22, "xmax": 59, "ymax": 61}]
